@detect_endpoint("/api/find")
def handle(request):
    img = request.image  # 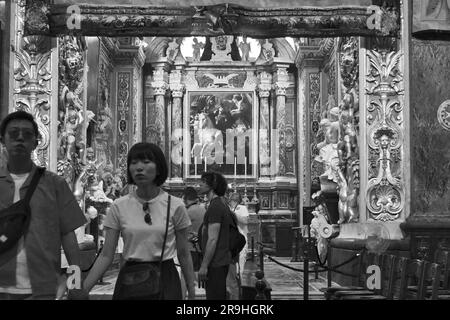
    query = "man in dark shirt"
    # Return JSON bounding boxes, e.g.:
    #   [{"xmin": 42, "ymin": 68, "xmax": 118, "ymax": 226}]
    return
[{"xmin": 198, "ymin": 172, "xmax": 232, "ymax": 300}]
